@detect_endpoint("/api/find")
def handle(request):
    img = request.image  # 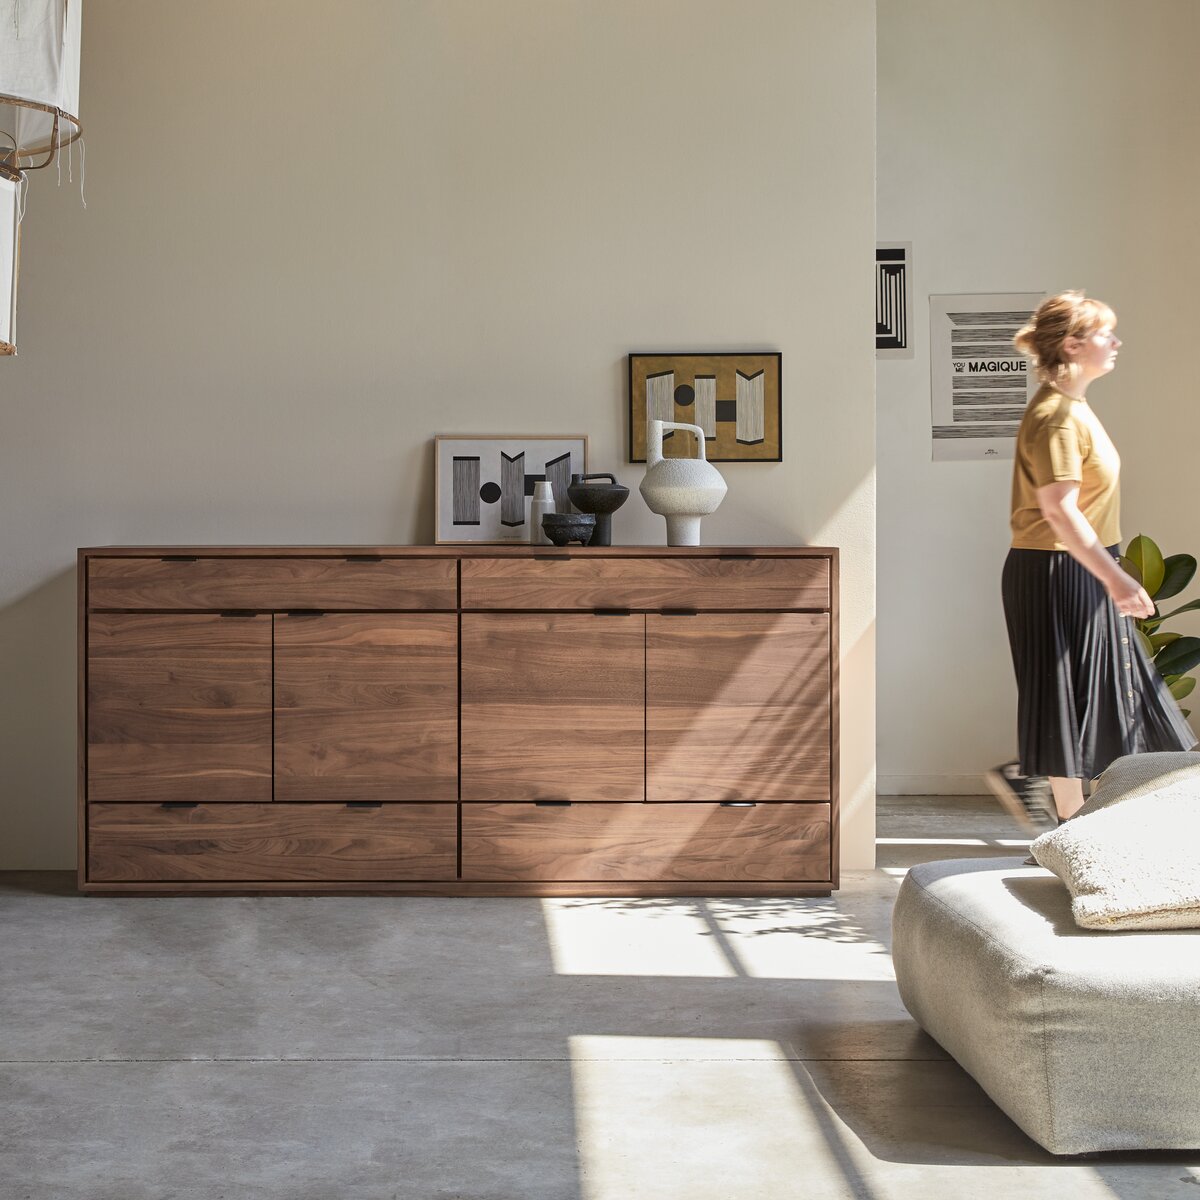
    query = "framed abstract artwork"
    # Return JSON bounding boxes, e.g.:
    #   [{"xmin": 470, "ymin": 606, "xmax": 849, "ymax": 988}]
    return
[
  {"xmin": 876, "ymin": 242, "xmax": 914, "ymax": 358},
  {"xmin": 628, "ymin": 352, "xmax": 782, "ymax": 463},
  {"xmin": 434, "ymin": 435, "xmax": 589, "ymax": 544}
]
